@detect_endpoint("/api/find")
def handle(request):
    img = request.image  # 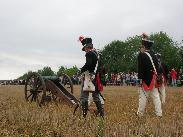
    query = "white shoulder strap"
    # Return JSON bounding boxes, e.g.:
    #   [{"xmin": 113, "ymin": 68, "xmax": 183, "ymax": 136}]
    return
[
  {"xmin": 144, "ymin": 52, "xmax": 157, "ymax": 75},
  {"xmin": 94, "ymin": 54, "xmax": 99, "ymax": 73}
]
